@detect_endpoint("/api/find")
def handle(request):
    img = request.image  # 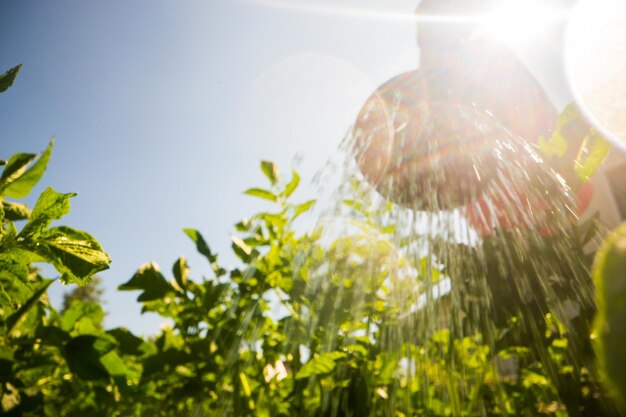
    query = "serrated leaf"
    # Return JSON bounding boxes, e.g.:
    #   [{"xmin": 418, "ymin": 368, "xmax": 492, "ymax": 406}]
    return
[
  {"xmin": 244, "ymin": 188, "xmax": 277, "ymax": 202},
  {"xmin": 0, "ymin": 64, "xmax": 22, "ymax": 93},
  {"xmin": 118, "ymin": 262, "xmax": 172, "ymax": 302},
  {"xmin": 2, "ymin": 139, "xmax": 54, "ymax": 199},
  {"xmin": 39, "ymin": 226, "xmax": 111, "ymax": 285},
  {"xmin": 19, "ymin": 187, "xmax": 75, "ymax": 238},
  {"xmin": 284, "ymin": 170, "xmax": 300, "ymax": 198},
  {"xmin": 261, "ymin": 160, "xmax": 280, "ymax": 185},
  {"xmin": 296, "ymin": 351, "xmax": 345, "ymax": 379}
]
